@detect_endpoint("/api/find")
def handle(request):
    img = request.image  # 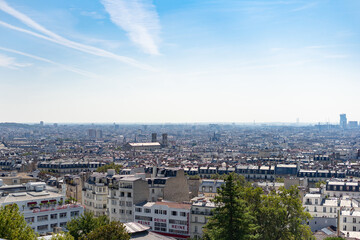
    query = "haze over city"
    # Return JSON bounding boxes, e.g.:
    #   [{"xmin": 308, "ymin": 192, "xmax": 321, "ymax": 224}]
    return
[{"xmin": 0, "ymin": 0, "xmax": 359, "ymax": 123}]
